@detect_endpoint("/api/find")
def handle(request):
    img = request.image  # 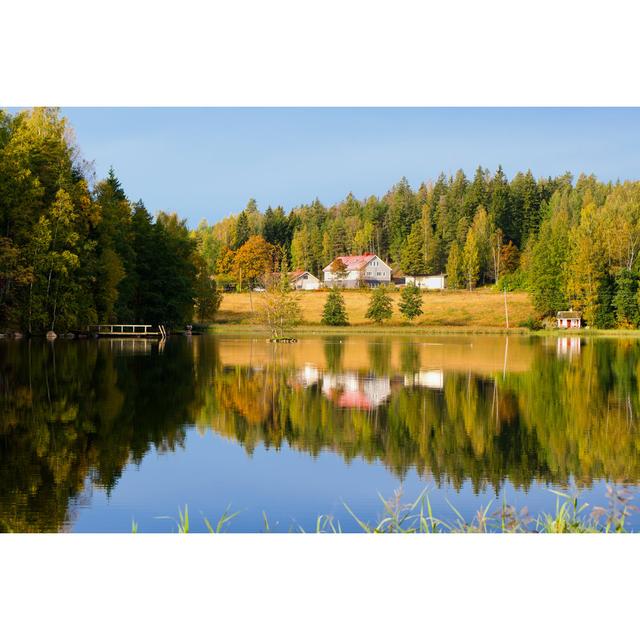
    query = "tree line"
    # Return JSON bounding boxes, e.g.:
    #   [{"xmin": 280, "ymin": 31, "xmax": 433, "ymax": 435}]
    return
[
  {"xmin": 196, "ymin": 166, "xmax": 640, "ymax": 328},
  {"xmin": 0, "ymin": 108, "xmax": 219, "ymax": 334}
]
